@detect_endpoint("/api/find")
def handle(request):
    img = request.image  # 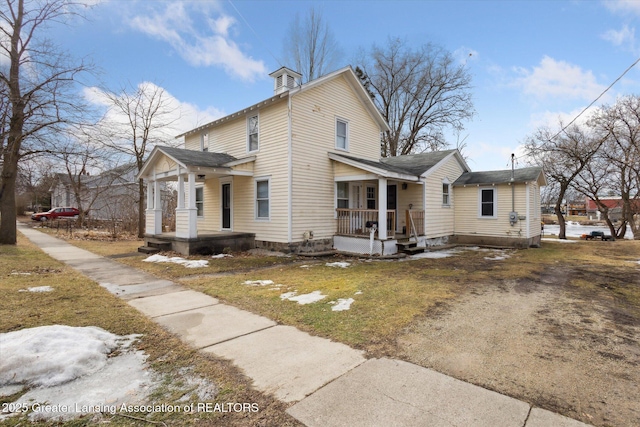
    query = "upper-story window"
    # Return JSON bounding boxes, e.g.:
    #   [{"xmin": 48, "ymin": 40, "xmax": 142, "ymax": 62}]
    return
[
  {"xmin": 336, "ymin": 118, "xmax": 348, "ymax": 151},
  {"xmin": 248, "ymin": 115, "xmax": 259, "ymax": 152},
  {"xmin": 442, "ymin": 179, "xmax": 450, "ymax": 206},
  {"xmin": 200, "ymin": 132, "xmax": 208, "ymax": 152}
]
